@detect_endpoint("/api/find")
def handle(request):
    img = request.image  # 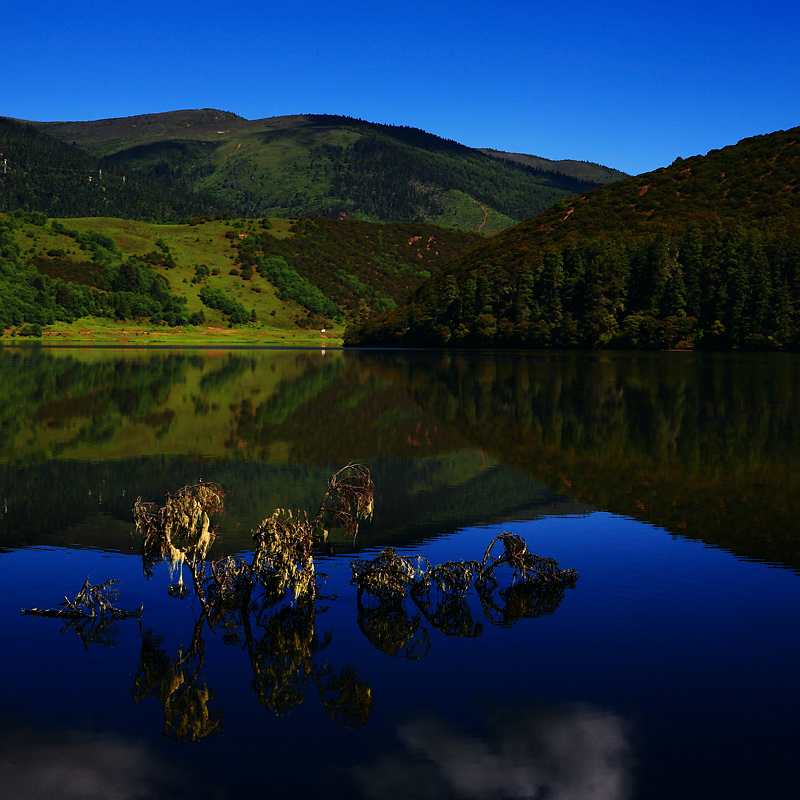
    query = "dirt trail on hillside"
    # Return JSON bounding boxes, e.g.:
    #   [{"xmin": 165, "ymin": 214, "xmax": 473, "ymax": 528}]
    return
[{"xmin": 470, "ymin": 198, "xmax": 488, "ymax": 232}]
